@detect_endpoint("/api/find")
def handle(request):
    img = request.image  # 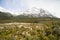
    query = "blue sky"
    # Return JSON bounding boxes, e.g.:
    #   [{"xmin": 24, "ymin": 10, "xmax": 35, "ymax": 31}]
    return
[{"xmin": 0, "ymin": 0, "xmax": 60, "ymax": 18}]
